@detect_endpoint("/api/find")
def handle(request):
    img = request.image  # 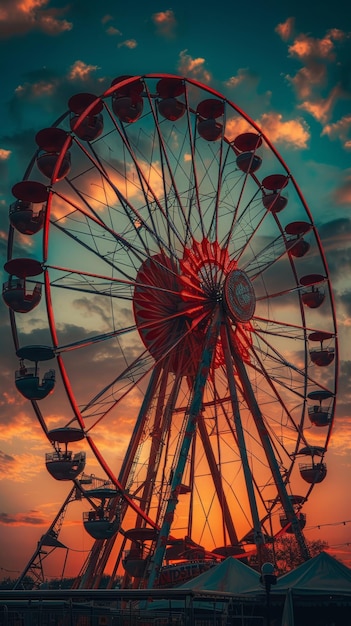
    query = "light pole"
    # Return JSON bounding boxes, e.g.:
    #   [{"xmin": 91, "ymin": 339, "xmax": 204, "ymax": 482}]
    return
[{"xmin": 260, "ymin": 562, "xmax": 277, "ymax": 626}]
